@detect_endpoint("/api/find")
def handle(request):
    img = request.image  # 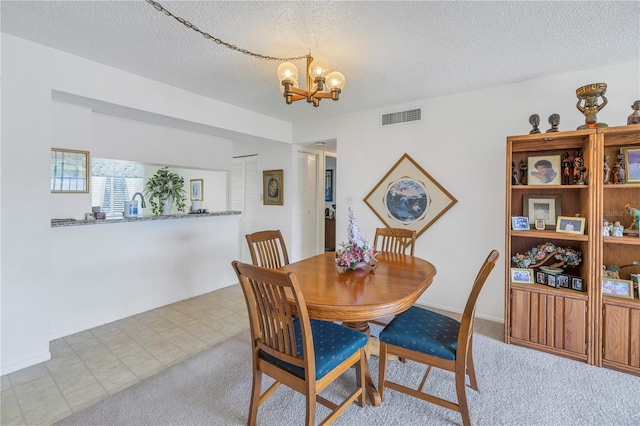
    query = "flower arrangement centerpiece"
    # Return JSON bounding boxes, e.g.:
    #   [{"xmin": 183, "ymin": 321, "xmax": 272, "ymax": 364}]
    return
[
  {"xmin": 512, "ymin": 242, "xmax": 582, "ymax": 273},
  {"xmin": 335, "ymin": 207, "xmax": 377, "ymax": 272},
  {"xmin": 144, "ymin": 166, "xmax": 187, "ymax": 215}
]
